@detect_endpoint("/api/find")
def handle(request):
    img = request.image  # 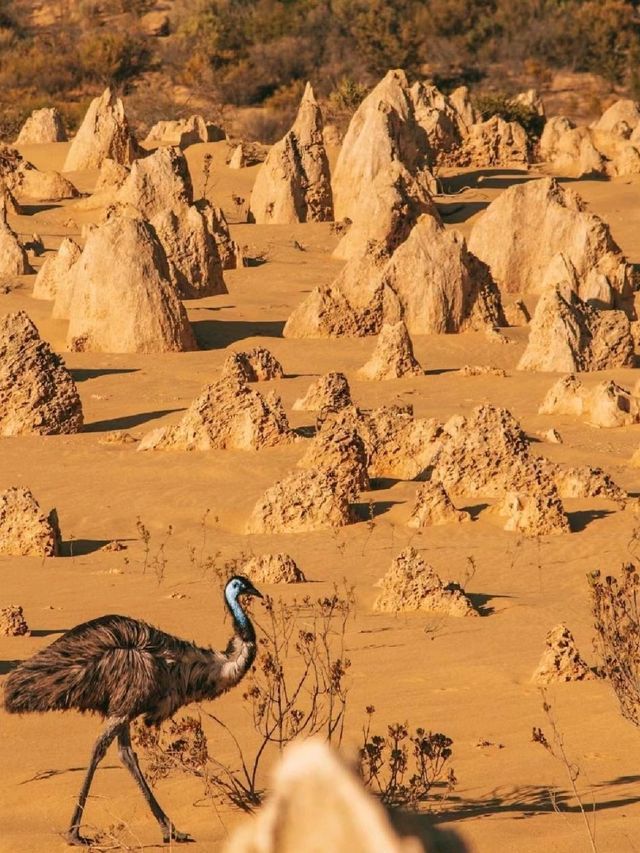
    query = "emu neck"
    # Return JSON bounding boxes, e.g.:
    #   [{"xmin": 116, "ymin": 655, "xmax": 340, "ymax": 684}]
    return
[
  {"xmin": 225, "ymin": 593, "xmax": 256, "ymax": 644},
  {"xmin": 221, "ymin": 595, "xmax": 257, "ymax": 687}
]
